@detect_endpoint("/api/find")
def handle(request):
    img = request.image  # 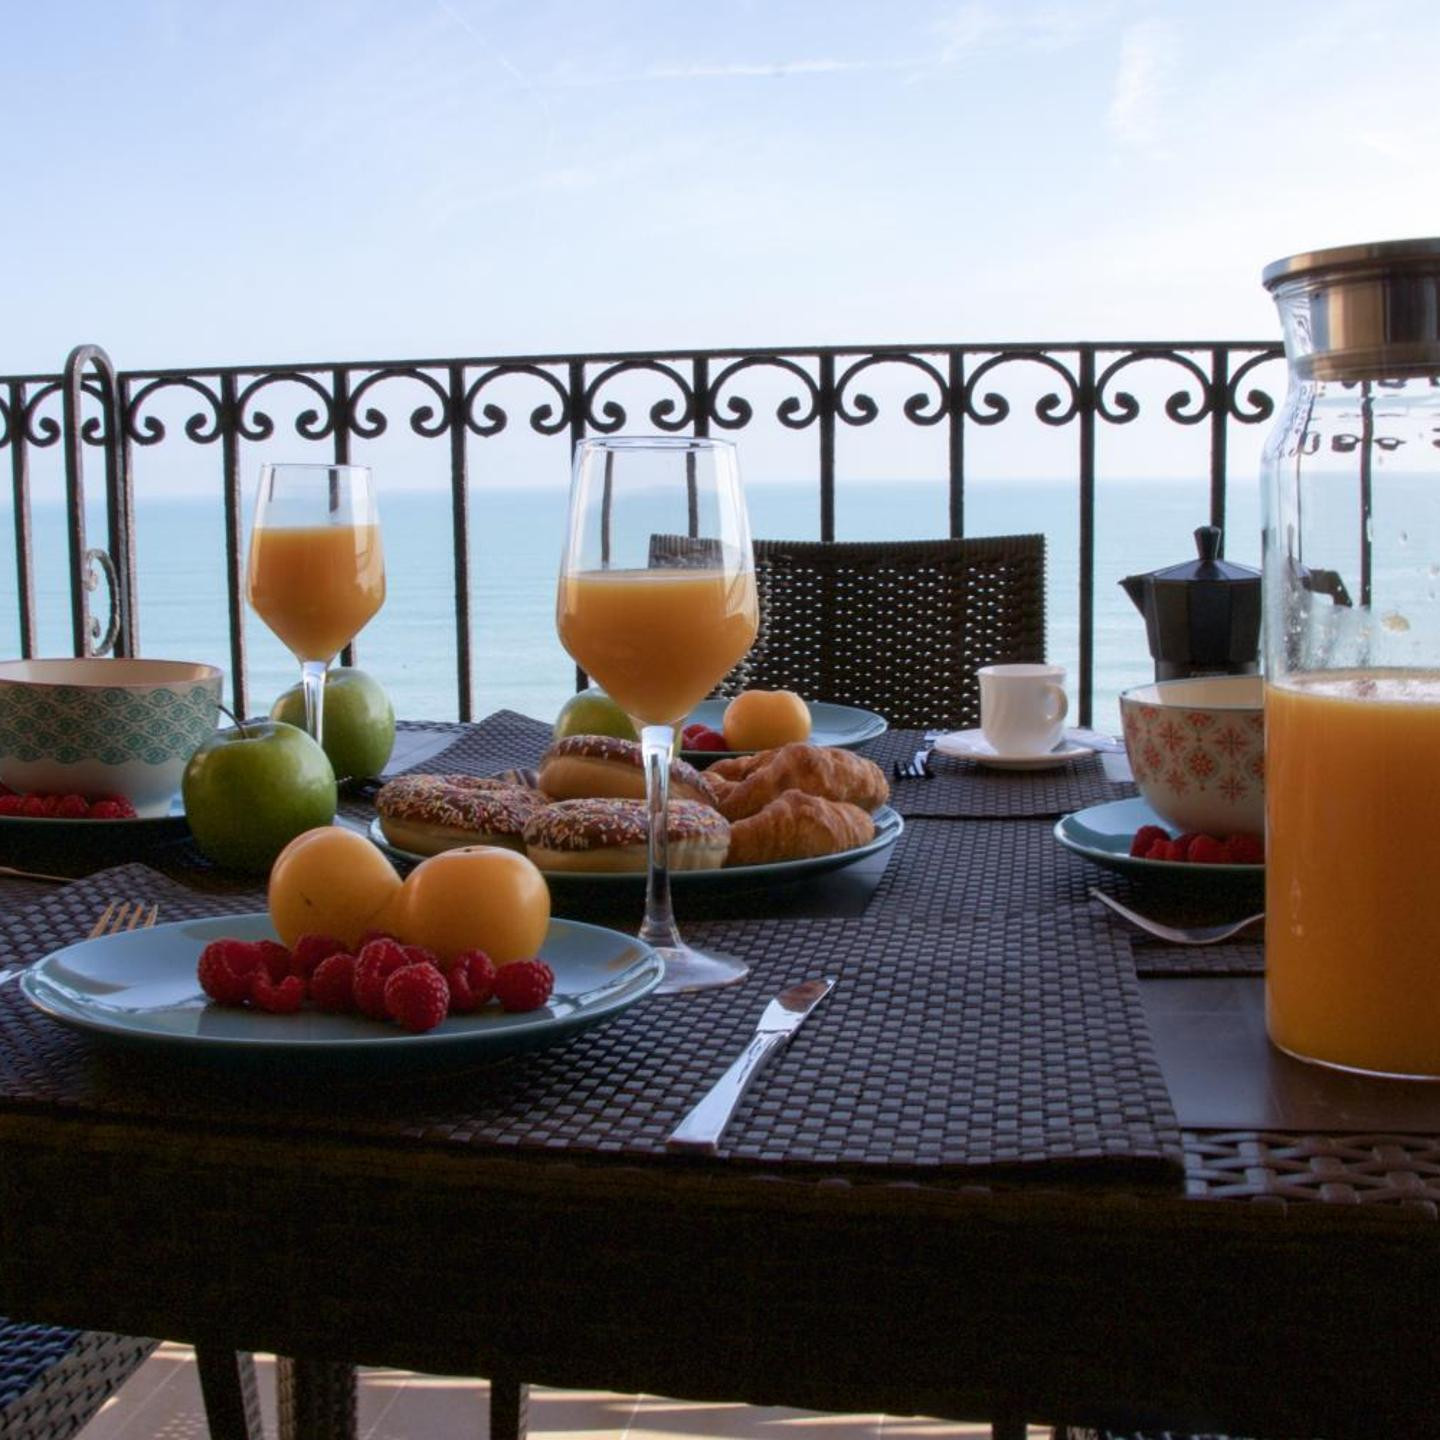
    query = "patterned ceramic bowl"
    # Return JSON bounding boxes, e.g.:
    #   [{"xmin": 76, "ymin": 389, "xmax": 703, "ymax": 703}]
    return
[
  {"xmin": 1119, "ymin": 674, "xmax": 1265, "ymax": 838},
  {"xmin": 0, "ymin": 659, "xmax": 223, "ymax": 817}
]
